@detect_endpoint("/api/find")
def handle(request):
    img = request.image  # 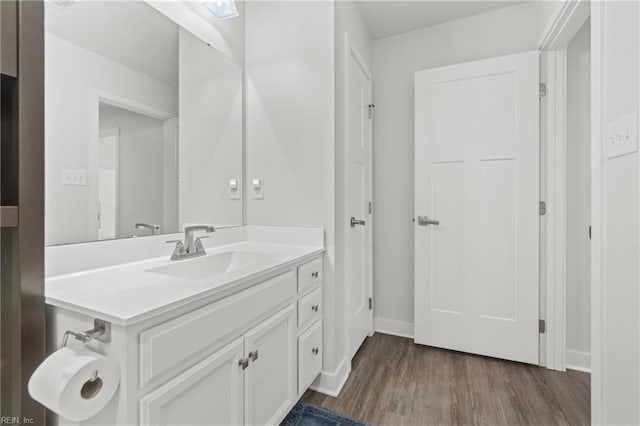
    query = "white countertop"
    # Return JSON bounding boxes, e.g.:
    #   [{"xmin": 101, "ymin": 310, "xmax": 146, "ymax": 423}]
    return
[{"xmin": 45, "ymin": 241, "xmax": 324, "ymax": 326}]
